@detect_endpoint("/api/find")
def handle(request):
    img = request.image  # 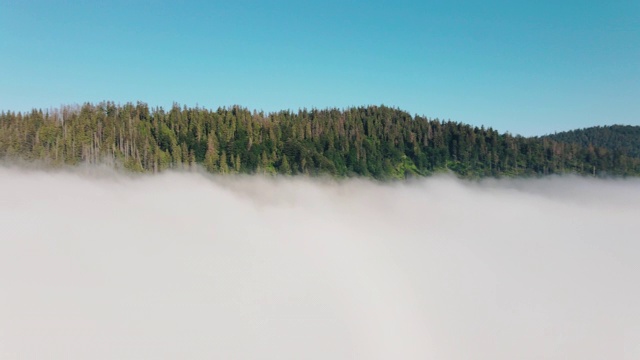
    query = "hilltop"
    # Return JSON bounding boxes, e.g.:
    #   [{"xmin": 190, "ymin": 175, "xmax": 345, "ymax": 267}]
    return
[
  {"xmin": 1, "ymin": 103, "xmax": 639, "ymax": 179},
  {"xmin": 543, "ymin": 125, "xmax": 640, "ymax": 158}
]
